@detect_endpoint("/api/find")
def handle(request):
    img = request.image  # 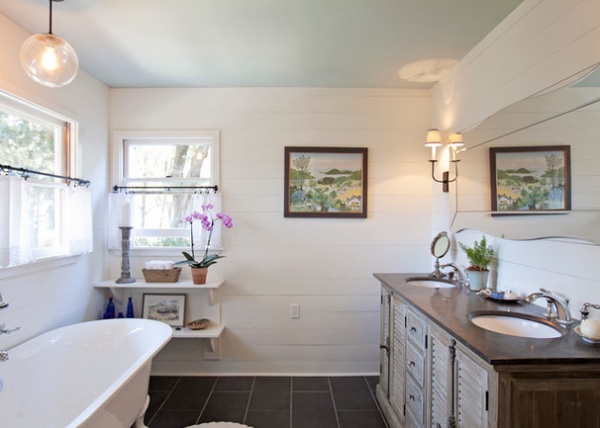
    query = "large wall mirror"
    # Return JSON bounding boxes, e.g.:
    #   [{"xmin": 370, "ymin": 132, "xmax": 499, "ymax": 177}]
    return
[{"xmin": 450, "ymin": 66, "xmax": 600, "ymax": 244}]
